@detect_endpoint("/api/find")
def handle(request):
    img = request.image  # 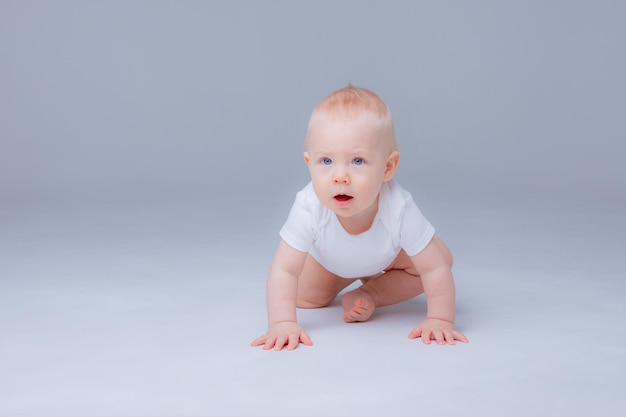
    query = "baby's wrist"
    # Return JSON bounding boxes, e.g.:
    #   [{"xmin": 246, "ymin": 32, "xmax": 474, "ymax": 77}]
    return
[
  {"xmin": 270, "ymin": 320, "xmax": 298, "ymax": 327},
  {"xmin": 425, "ymin": 316, "xmax": 454, "ymax": 324}
]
